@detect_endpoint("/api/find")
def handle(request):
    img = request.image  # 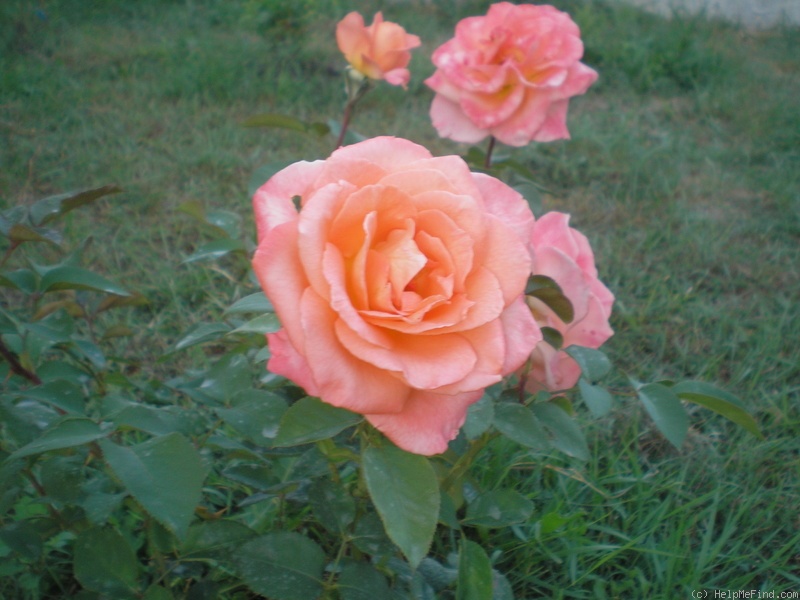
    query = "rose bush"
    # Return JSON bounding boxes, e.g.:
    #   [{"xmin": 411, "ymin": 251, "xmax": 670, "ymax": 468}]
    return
[
  {"xmin": 336, "ymin": 11, "xmax": 421, "ymax": 88},
  {"xmin": 525, "ymin": 212, "xmax": 614, "ymax": 392},
  {"xmin": 425, "ymin": 2, "xmax": 598, "ymax": 146},
  {"xmin": 252, "ymin": 137, "xmax": 541, "ymax": 455}
]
